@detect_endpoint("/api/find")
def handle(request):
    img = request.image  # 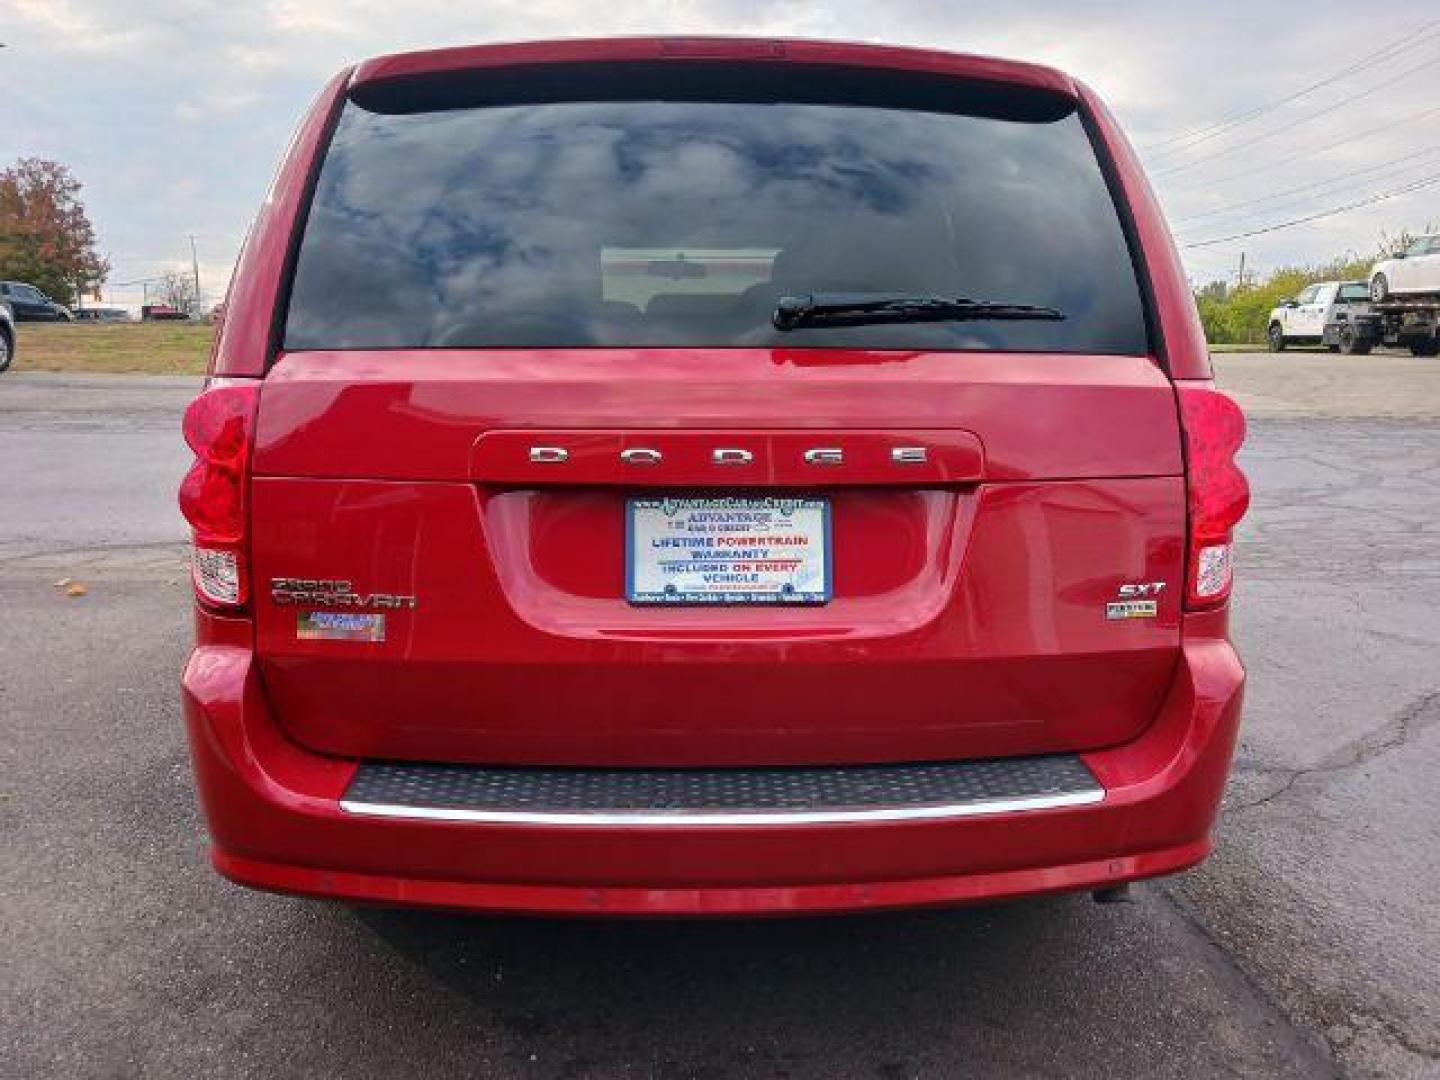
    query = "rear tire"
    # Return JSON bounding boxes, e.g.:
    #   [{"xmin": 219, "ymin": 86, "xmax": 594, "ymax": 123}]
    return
[
  {"xmin": 1409, "ymin": 338, "xmax": 1439, "ymax": 357},
  {"xmin": 1267, "ymin": 322, "xmax": 1286, "ymax": 352},
  {"xmin": 1337, "ymin": 323, "xmax": 1371, "ymax": 356},
  {"xmin": 1370, "ymin": 274, "xmax": 1390, "ymax": 302}
]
